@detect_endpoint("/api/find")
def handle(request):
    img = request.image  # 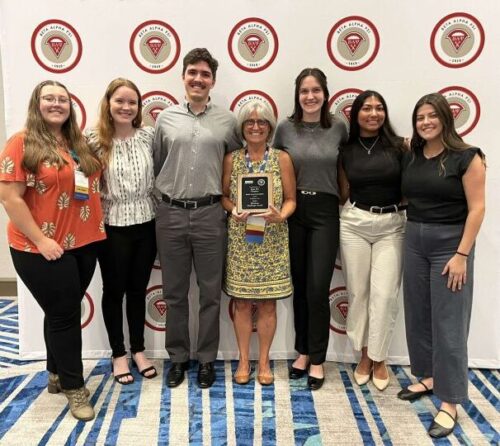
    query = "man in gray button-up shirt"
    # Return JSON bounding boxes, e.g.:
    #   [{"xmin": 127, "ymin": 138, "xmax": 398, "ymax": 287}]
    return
[{"xmin": 153, "ymin": 48, "xmax": 241, "ymax": 389}]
